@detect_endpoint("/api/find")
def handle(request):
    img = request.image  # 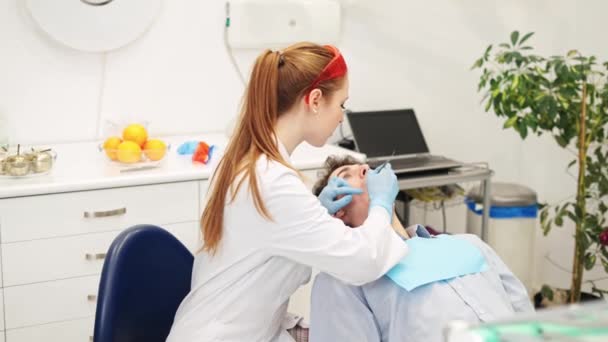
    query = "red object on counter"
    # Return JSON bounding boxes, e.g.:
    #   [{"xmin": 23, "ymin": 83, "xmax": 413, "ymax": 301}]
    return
[{"xmin": 192, "ymin": 142, "xmax": 211, "ymax": 164}]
